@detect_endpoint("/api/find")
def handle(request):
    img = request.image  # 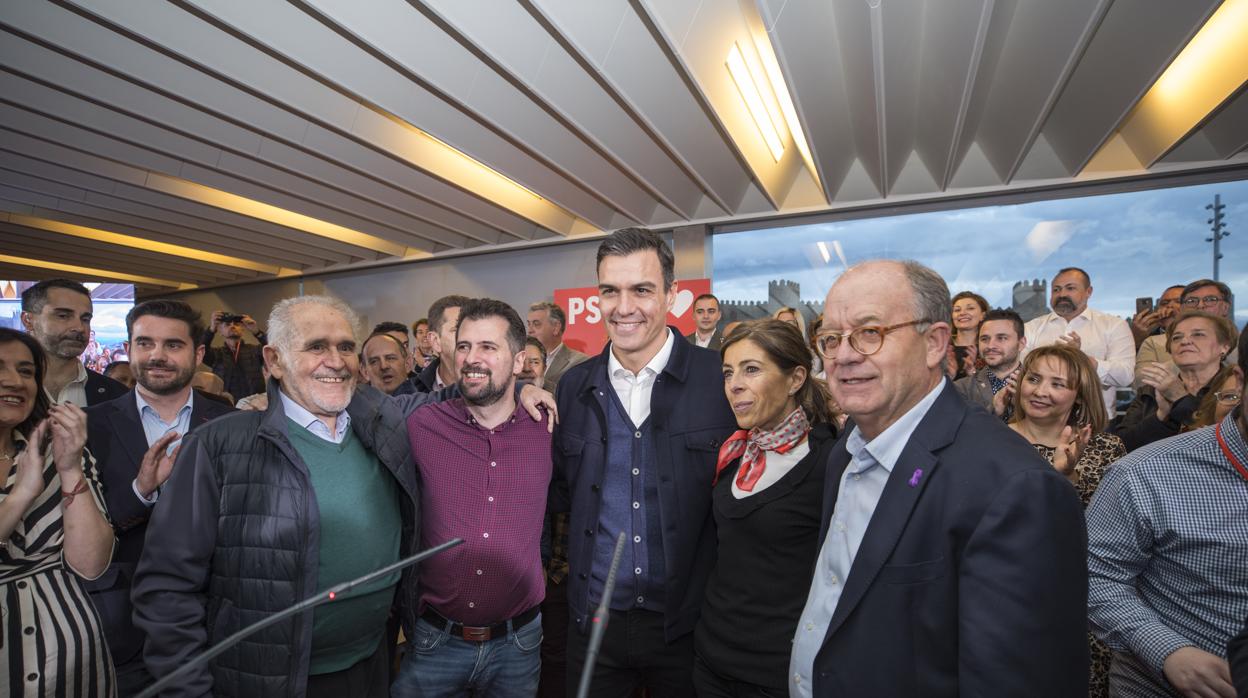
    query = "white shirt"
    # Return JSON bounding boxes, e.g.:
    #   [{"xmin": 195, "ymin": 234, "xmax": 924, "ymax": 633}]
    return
[
  {"xmin": 693, "ymin": 331, "xmax": 715, "ymax": 348},
  {"xmin": 607, "ymin": 330, "xmax": 675, "ymax": 426},
  {"xmin": 1023, "ymin": 307, "xmax": 1135, "ymax": 419},
  {"xmin": 790, "ymin": 378, "xmax": 946, "ymax": 697},
  {"xmin": 731, "ymin": 439, "xmax": 809, "ymax": 499},
  {"xmin": 46, "ymin": 361, "xmax": 88, "ymax": 407}
]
